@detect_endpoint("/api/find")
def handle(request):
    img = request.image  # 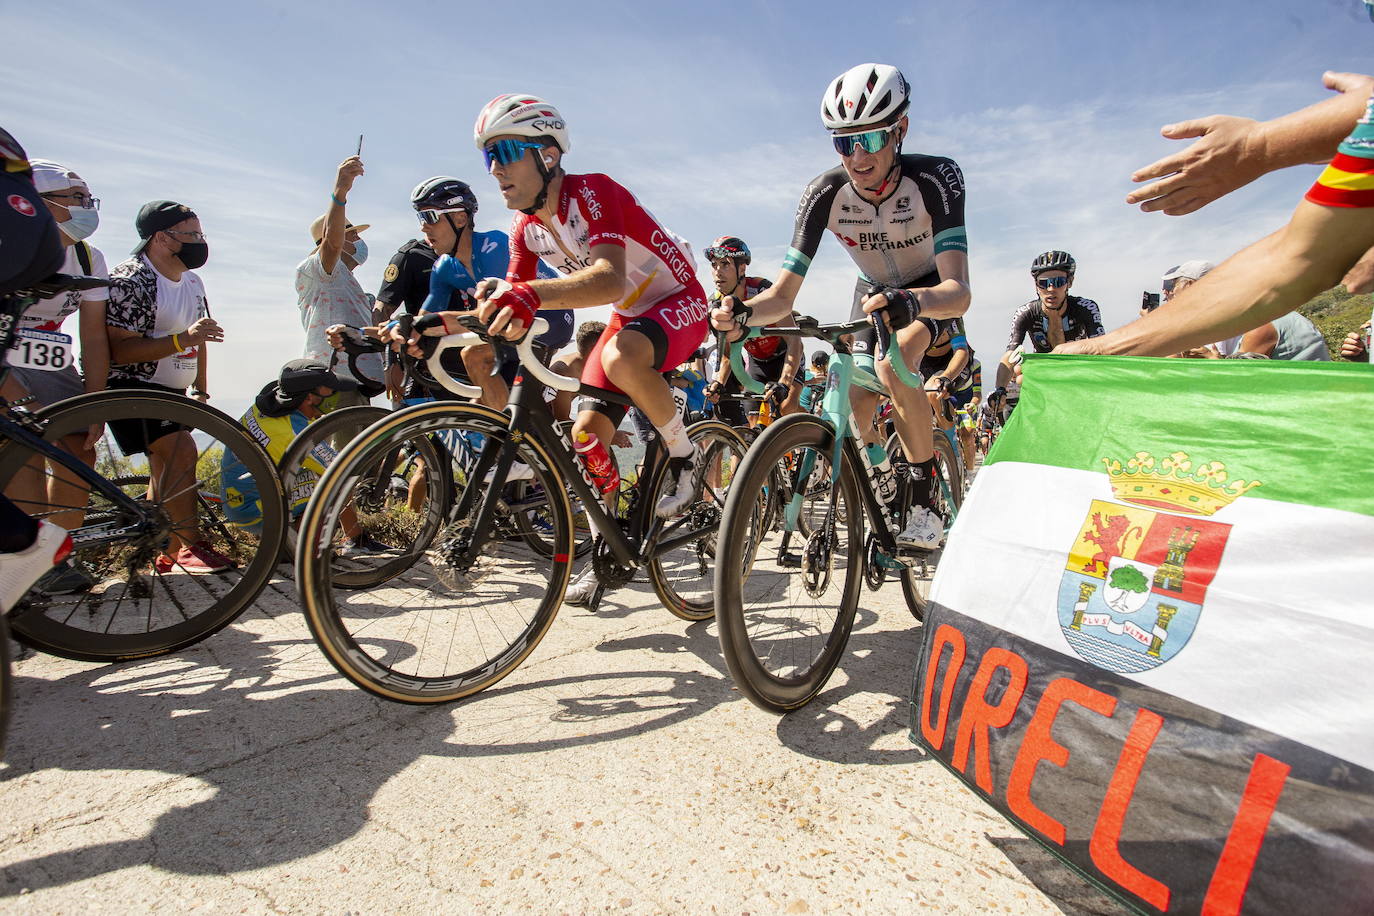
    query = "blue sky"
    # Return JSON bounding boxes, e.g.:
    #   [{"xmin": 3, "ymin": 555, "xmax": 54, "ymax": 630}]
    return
[{"xmin": 8, "ymin": 0, "xmax": 1372, "ymax": 411}]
